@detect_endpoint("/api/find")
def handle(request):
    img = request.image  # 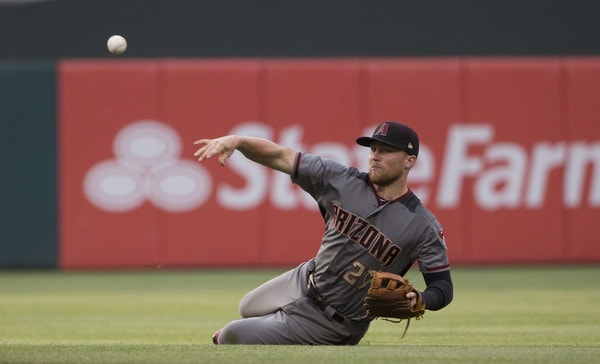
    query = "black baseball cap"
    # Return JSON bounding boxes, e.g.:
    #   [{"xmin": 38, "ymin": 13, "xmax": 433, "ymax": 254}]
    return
[{"xmin": 356, "ymin": 121, "xmax": 420, "ymax": 156}]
